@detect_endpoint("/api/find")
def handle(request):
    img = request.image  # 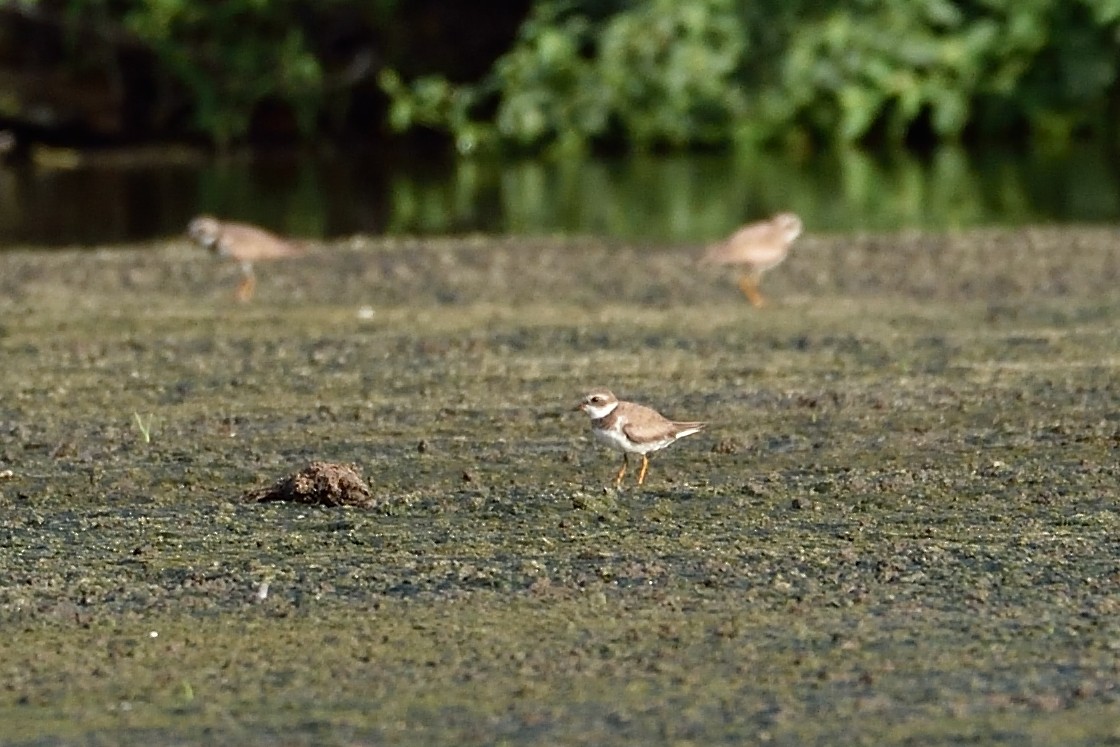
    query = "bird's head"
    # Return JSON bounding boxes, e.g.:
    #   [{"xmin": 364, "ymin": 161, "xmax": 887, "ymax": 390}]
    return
[
  {"xmin": 187, "ymin": 215, "xmax": 222, "ymax": 252},
  {"xmin": 575, "ymin": 388, "xmax": 619, "ymax": 419}
]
